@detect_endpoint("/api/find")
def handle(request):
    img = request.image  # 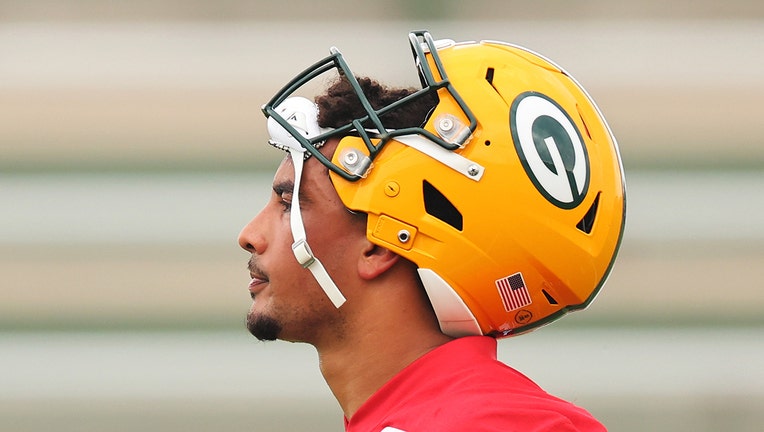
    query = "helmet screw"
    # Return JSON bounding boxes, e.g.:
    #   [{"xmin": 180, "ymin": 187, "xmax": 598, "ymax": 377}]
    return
[
  {"xmin": 384, "ymin": 181, "xmax": 400, "ymax": 197},
  {"xmin": 343, "ymin": 150, "xmax": 359, "ymax": 166},
  {"xmin": 397, "ymin": 229, "xmax": 411, "ymax": 243},
  {"xmin": 439, "ymin": 117, "xmax": 454, "ymax": 132},
  {"xmin": 467, "ymin": 165, "xmax": 480, "ymax": 177}
]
